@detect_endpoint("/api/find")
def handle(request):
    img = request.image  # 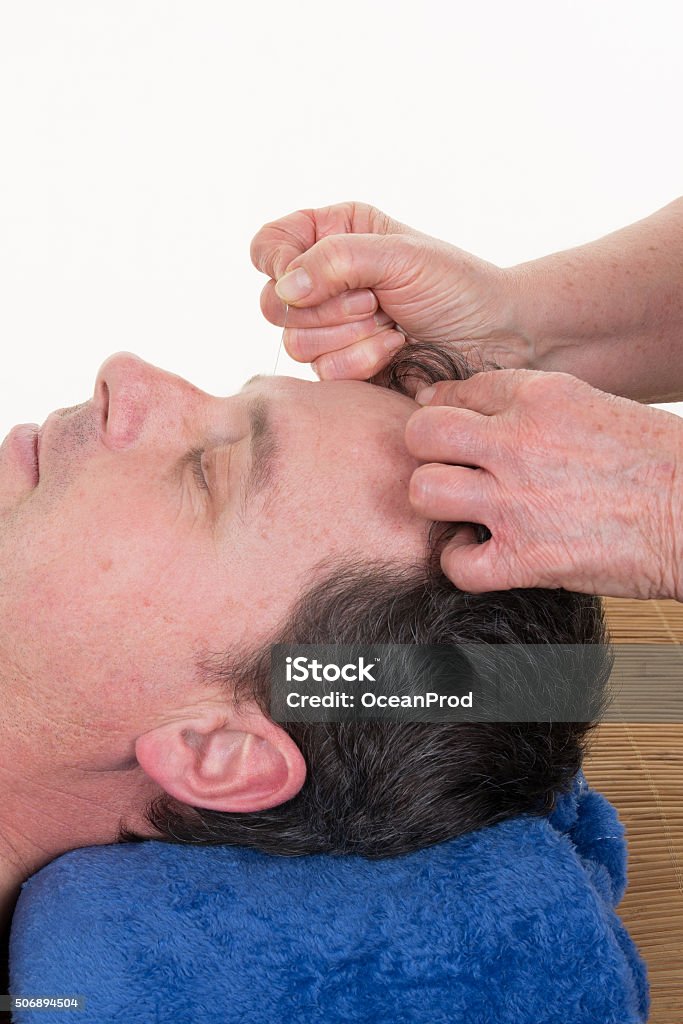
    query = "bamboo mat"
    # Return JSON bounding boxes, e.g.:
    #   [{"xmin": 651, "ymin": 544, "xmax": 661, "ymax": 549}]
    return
[{"xmin": 584, "ymin": 597, "xmax": 683, "ymax": 1024}]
